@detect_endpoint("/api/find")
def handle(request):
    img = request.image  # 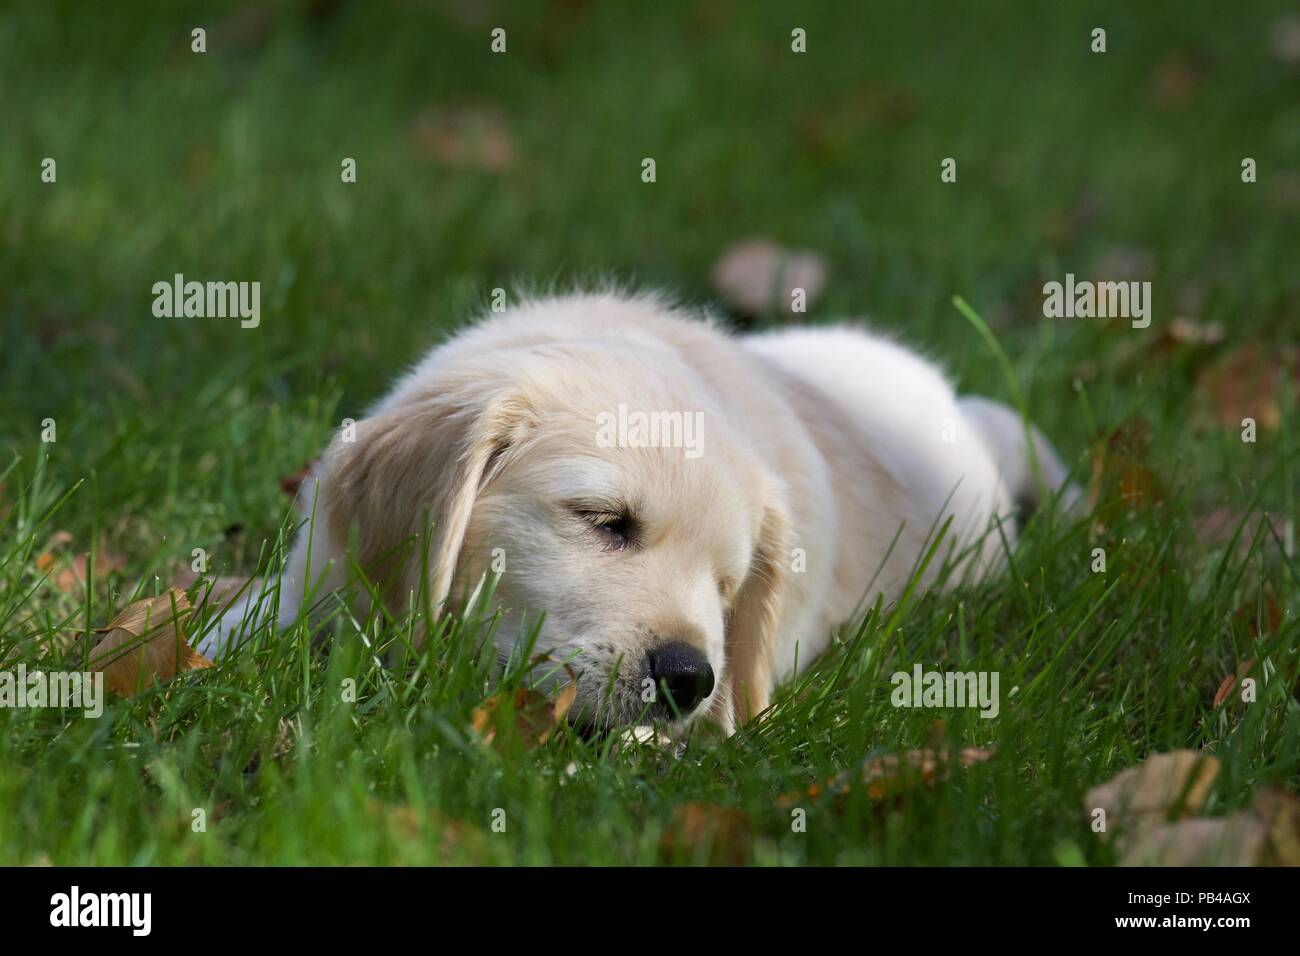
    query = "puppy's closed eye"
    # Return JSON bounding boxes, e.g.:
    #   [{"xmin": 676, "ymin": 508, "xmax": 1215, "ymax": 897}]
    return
[{"xmin": 572, "ymin": 507, "xmax": 638, "ymax": 551}]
